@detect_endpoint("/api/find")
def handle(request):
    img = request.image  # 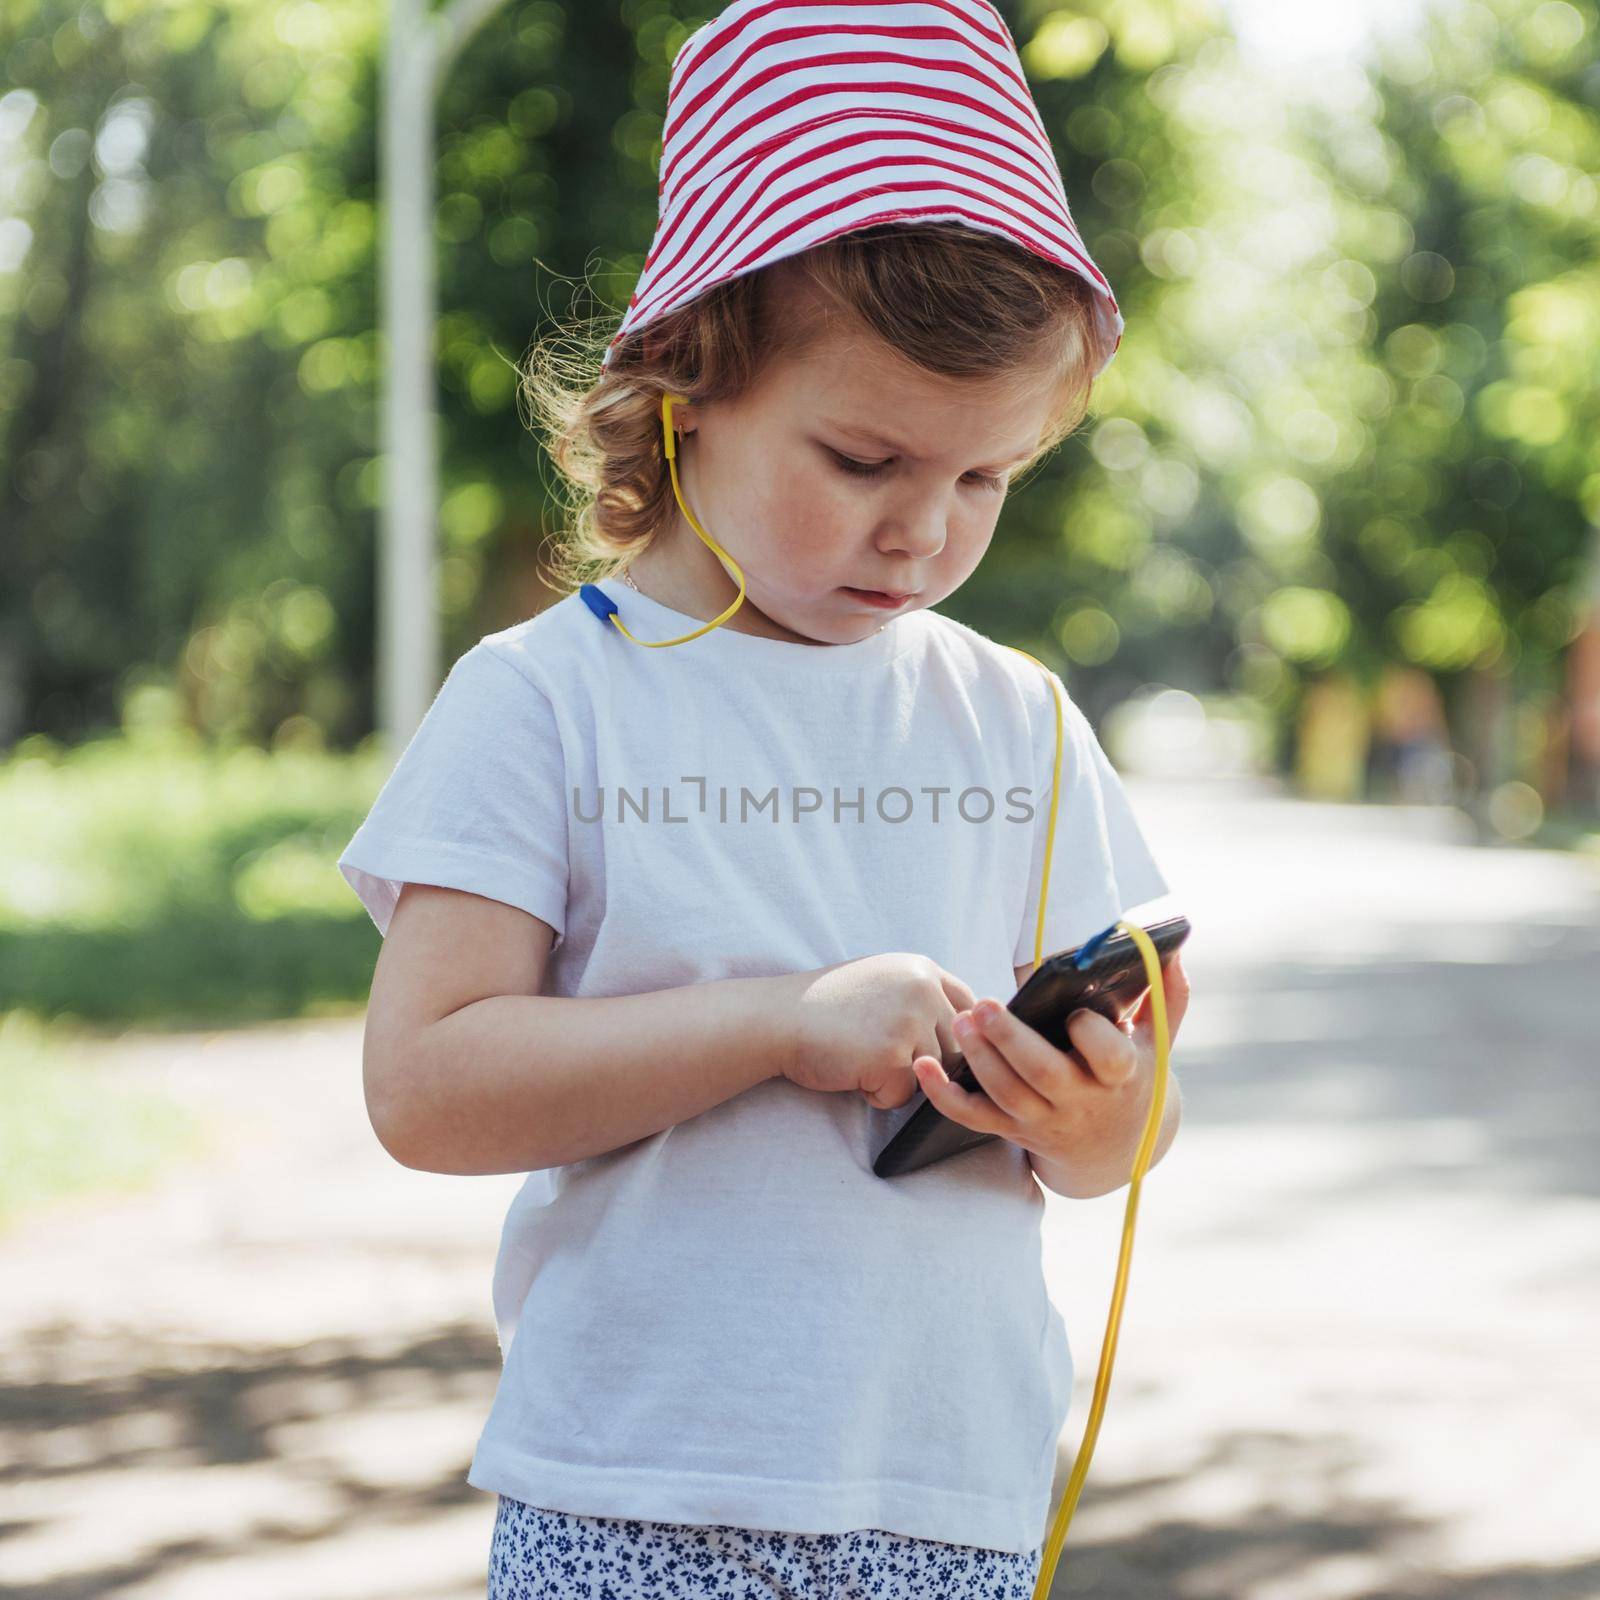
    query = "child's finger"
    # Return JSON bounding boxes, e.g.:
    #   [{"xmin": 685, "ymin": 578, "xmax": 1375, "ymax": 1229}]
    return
[
  {"xmin": 960, "ymin": 999, "xmax": 1082, "ymax": 1100},
  {"xmin": 952, "ymin": 1020, "xmax": 1052, "ymax": 1123},
  {"xmin": 1129, "ymin": 950, "xmax": 1191, "ymax": 1043},
  {"xmin": 1067, "ymin": 1008, "xmax": 1140, "ymax": 1087},
  {"xmin": 911, "ymin": 1054, "xmax": 1010, "ymax": 1136}
]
